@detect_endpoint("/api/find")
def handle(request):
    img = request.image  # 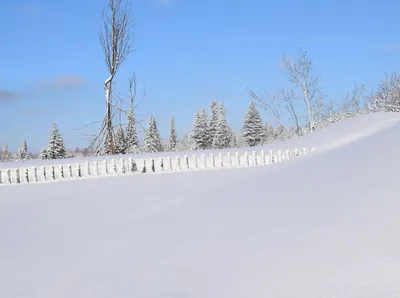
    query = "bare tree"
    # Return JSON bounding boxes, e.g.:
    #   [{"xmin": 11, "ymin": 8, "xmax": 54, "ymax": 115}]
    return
[
  {"xmin": 94, "ymin": 0, "xmax": 134, "ymax": 155},
  {"xmin": 249, "ymin": 48, "xmax": 326, "ymax": 135},
  {"xmin": 323, "ymin": 83, "xmax": 366, "ymax": 126},
  {"xmin": 282, "ymin": 48, "xmax": 325, "ymax": 132},
  {"xmin": 368, "ymin": 72, "xmax": 400, "ymax": 112},
  {"xmin": 248, "ymin": 88, "xmax": 292, "ymax": 136}
]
